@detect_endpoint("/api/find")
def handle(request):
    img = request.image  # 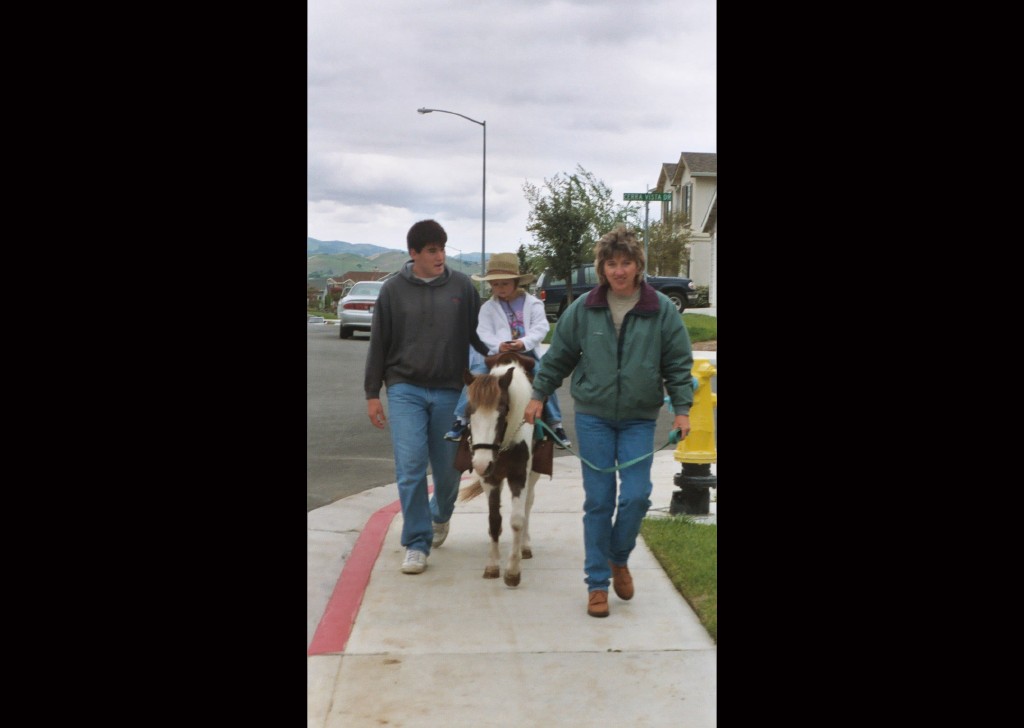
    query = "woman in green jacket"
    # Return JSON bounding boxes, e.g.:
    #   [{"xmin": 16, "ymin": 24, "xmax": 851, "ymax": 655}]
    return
[{"xmin": 524, "ymin": 224, "xmax": 694, "ymax": 618}]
